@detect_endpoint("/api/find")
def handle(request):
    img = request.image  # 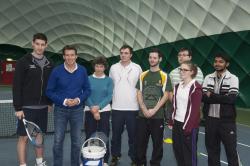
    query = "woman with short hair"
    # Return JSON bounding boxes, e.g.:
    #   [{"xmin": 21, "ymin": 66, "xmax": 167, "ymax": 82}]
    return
[{"xmin": 84, "ymin": 56, "xmax": 113, "ymax": 165}]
